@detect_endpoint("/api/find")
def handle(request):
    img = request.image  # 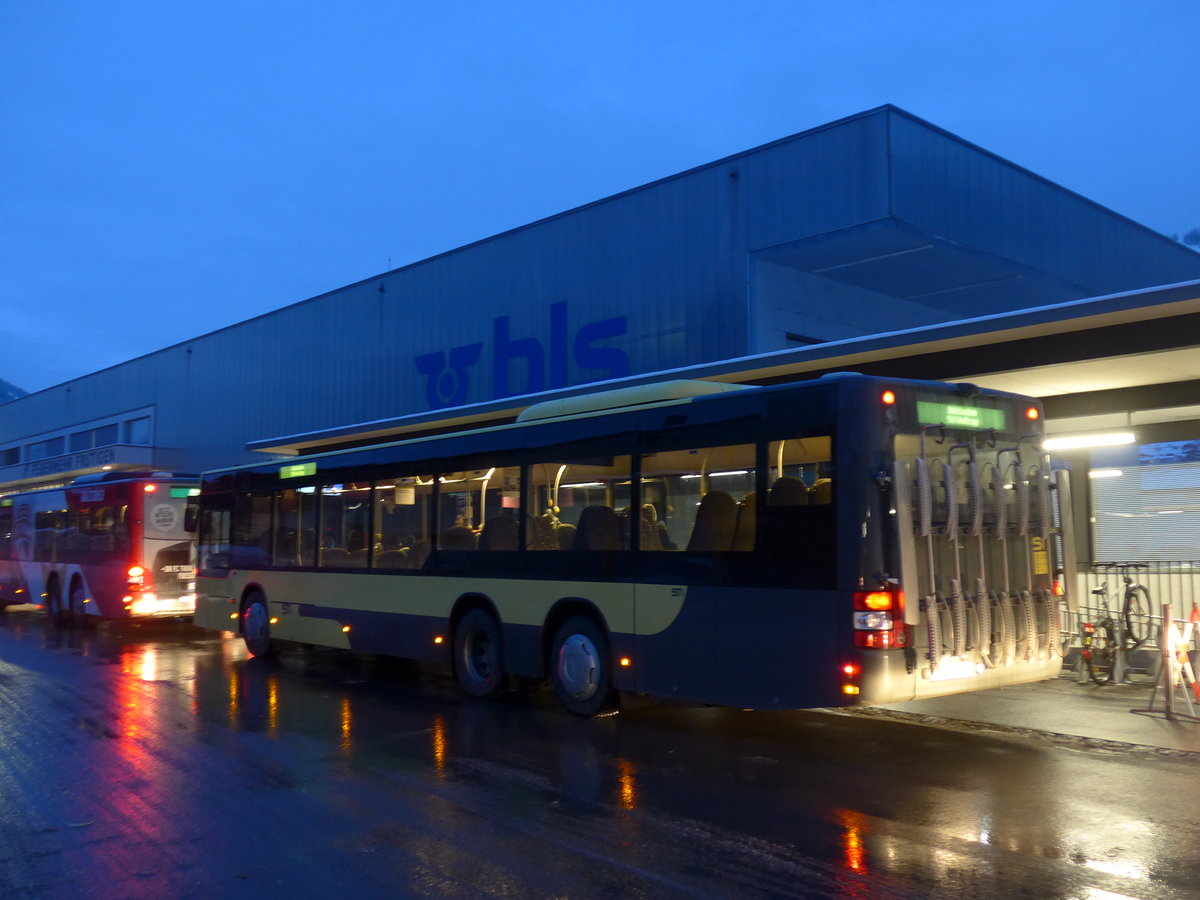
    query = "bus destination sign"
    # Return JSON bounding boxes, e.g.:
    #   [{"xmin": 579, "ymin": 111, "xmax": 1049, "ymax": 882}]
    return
[
  {"xmin": 917, "ymin": 401, "xmax": 1007, "ymax": 431},
  {"xmin": 280, "ymin": 462, "xmax": 317, "ymax": 479}
]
